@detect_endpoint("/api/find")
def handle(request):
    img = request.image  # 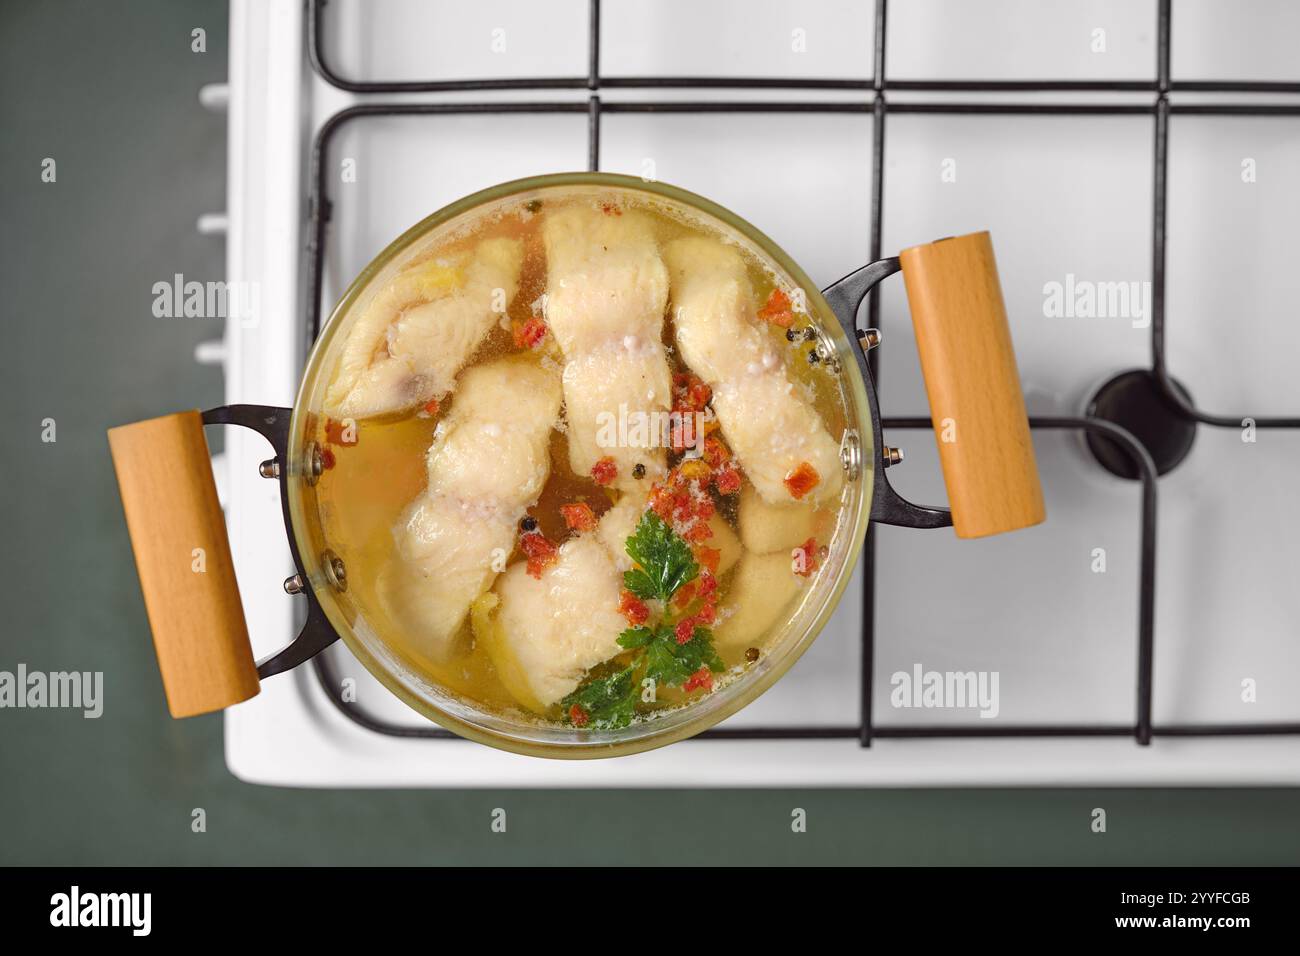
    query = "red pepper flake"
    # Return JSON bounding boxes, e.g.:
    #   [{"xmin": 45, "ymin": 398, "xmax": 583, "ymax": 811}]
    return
[
  {"xmin": 697, "ymin": 570, "xmax": 718, "ymax": 599},
  {"xmin": 703, "ymin": 436, "xmax": 730, "ymax": 469},
  {"xmin": 683, "ymin": 520, "xmax": 713, "ymax": 544},
  {"xmin": 618, "ymin": 589, "xmax": 650, "ymax": 625},
  {"xmin": 421, "ymin": 397, "xmax": 441, "ymax": 416},
  {"xmin": 319, "ymin": 446, "xmax": 337, "ymax": 470},
  {"xmin": 324, "ymin": 417, "xmax": 358, "ymax": 446},
  {"xmin": 648, "ymin": 484, "xmax": 675, "ymax": 523},
  {"xmin": 792, "ymin": 537, "xmax": 819, "ymax": 578},
  {"xmin": 512, "ymin": 316, "xmax": 548, "ymax": 350},
  {"xmin": 560, "ymin": 502, "xmax": 598, "ymax": 533},
  {"xmin": 590, "ymin": 456, "xmax": 618, "ymax": 486},
  {"xmin": 757, "ymin": 287, "xmax": 796, "ymax": 328},
  {"xmin": 672, "ymin": 372, "xmax": 712, "ymax": 413},
  {"xmin": 783, "ymin": 461, "xmax": 820, "ymax": 500},
  {"xmin": 695, "ymin": 602, "xmax": 717, "ymax": 625},
  {"xmin": 714, "ymin": 465, "xmax": 742, "ymax": 496},
  {"xmin": 695, "ymin": 547, "xmax": 721, "ymax": 574},
  {"xmin": 673, "ymin": 581, "xmax": 698, "ymax": 610},
  {"xmin": 520, "ymin": 531, "xmax": 558, "ymax": 579},
  {"xmin": 568, "ymin": 704, "xmax": 589, "ymax": 727},
  {"xmin": 674, "ymin": 619, "xmax": 696, "ymax": 645},
  {"xmin": 683, "ymin": 666, "xmax": 714, "ymax": 693},
  {"xmin": 599, "ymin": 201, "xmax": 623, "ymax": 216}
]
